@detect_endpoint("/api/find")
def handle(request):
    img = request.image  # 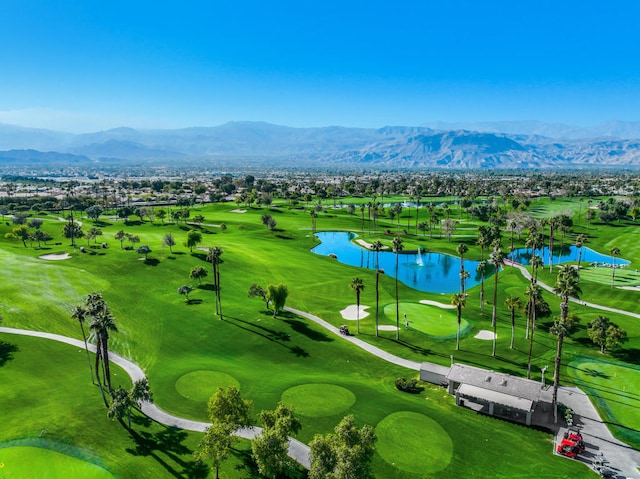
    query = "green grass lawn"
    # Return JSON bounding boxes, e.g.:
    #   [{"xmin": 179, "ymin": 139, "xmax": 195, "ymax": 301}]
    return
[{"xmin": 2, "ymin": 199, "xmax": 634, "ymax": 477}]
